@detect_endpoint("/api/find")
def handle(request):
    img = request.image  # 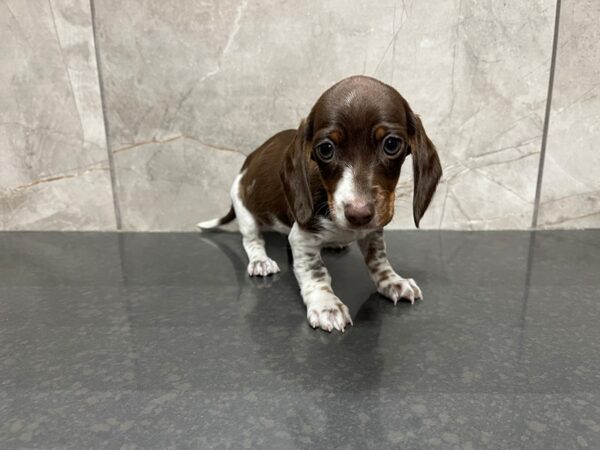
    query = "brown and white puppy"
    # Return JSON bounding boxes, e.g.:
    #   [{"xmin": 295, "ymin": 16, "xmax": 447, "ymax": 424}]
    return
[{"xmin": 199, "ymin": 75, "xmax": 442, "ymax": 332}]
